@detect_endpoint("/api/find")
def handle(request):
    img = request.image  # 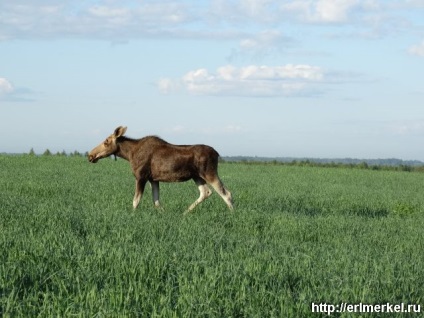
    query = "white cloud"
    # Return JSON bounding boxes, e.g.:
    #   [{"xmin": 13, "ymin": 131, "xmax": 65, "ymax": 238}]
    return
[
  {"xmin": 408, "ymin": 41, "xmax": 424, "ymax": 57},
  {"xmin": 281, "ymin": 0, "xmax": 375, "ymax": 23},
  {"xmin": 238, "ymin": 29, "xmax": 293, "ymax": 54},
  {"xmin": 0, "ymin": 1, "xmax": 194, "ymax": 40},
  {"xmin": 315, "ymin": 0, "xmax": 361, "ymax": 23},
  {"xmin": 0, "ymin": 78, "xmax": 14, "ymax": 96},
  {"xmin": 0, "ymin": 77, "xmax": 35, "ymax": 102},
  {"xmin": 0, "ymin": 0, "xmax": 419, "ymax": 42},
  {"xmin": 240, "ymin": 30, "xmax": 284, "ymax": 49},
  {"xmin": 227, "ymin": 30, "xmax": 295, "ymax": 62},
  {"xmin": 159, "ymin": 64, "xmax": 324, "ymax": 97},
  {"xmin": 238, "ymin": 0, "xmax": 280, "ymax": 22},
  {"xmin": 88, "ymin": 5, "xmax": 130, "ymax": 25},
  {"xmin": 157, "ymin": 78, "xmax": 180, "ymax": 94}
]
